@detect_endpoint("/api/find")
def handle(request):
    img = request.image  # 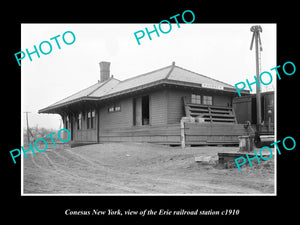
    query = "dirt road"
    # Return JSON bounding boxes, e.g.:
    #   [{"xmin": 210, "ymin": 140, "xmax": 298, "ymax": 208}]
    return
[{"xmin": 23, "ymin": 142, "xmax": 274, "ymax": 194}]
